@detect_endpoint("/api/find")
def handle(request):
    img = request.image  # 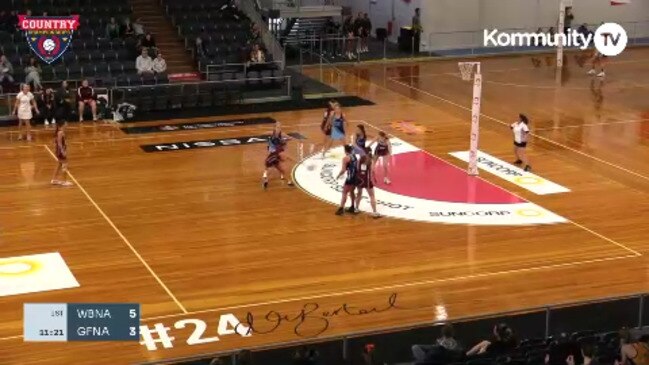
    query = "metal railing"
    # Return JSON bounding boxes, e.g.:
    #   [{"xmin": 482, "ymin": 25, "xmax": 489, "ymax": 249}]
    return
[
  {"xmin": 240, "ymin": 0, "xmax": 286, "ymax": 69},
  {"xmin": 267, "ymin": 0, "xmax": 342, "ymax": 11},
  {"xmin": 204, "ymin": 61, "xmax": 284, "ymax": 81},
  {"xmin": 109, "ymin": 76, "xmax": 292, "ymax": 106}
]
